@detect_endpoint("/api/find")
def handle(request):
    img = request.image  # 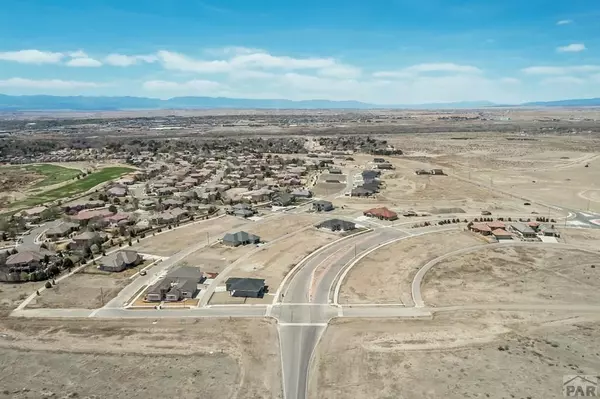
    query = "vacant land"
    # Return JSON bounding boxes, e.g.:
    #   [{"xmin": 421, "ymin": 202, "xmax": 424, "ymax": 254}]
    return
[
  {"xmin": 26, "ymin": 273, "xmax": 129, "ymax": 309},
  {"xmin": 311, "ymin": 311, "xmax": 600, "ymax": 399},
  {"xmin": 130, "ymin": 216, "xmax": 245, "ymax": 256},
  {"xmin": 562, "ymin": 228, "xmax": 600, "ymax": 248},
  {"xmin": 6, "ymin": 166, "xmax": 134, "ymax": 210},
  {"xmin": 0, "ymin": 281, "xmax": 40, "ymax": 316},
  {"xmin": 0, "ymin": 317, "xmax": 281, "ymax": 399},
  {"xmin": 246, "ymin": 214, "xmax": 322, "ymax": 241},
  {"xmin": 339, "ymin": 230, "xmax": 485, "ymax": 305},
  {"xmin": 178, "ymin": 242, "xmax": 253, "ymax": 274},
  {"xmin": 1, "ymin": 164, "xmax": 81, "ymax": 190},
  {"xmin": 423, "ymin": 245, "xmax": 600, "ymax": 306}
]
